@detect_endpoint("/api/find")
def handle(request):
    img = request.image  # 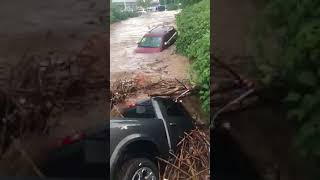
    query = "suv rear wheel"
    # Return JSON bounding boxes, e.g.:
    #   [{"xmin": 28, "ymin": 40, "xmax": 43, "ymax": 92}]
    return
[{"xmin": 117, "ymin": 157, "xmax": 159, "ymax": 180}]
